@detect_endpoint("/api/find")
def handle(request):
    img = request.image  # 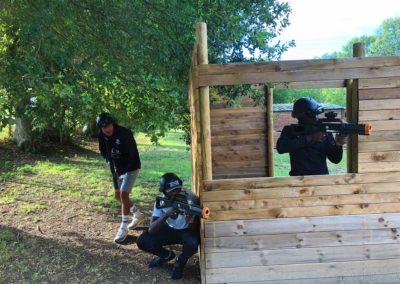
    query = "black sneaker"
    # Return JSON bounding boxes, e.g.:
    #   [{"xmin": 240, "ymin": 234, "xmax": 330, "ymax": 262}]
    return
[
  {"xmin": 149, "ymin": 251, "xmax": 175, "ymax": 268},
  {"xmin": 171, "ymin": 261, "xmax": 185, "ymax": 280}
]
